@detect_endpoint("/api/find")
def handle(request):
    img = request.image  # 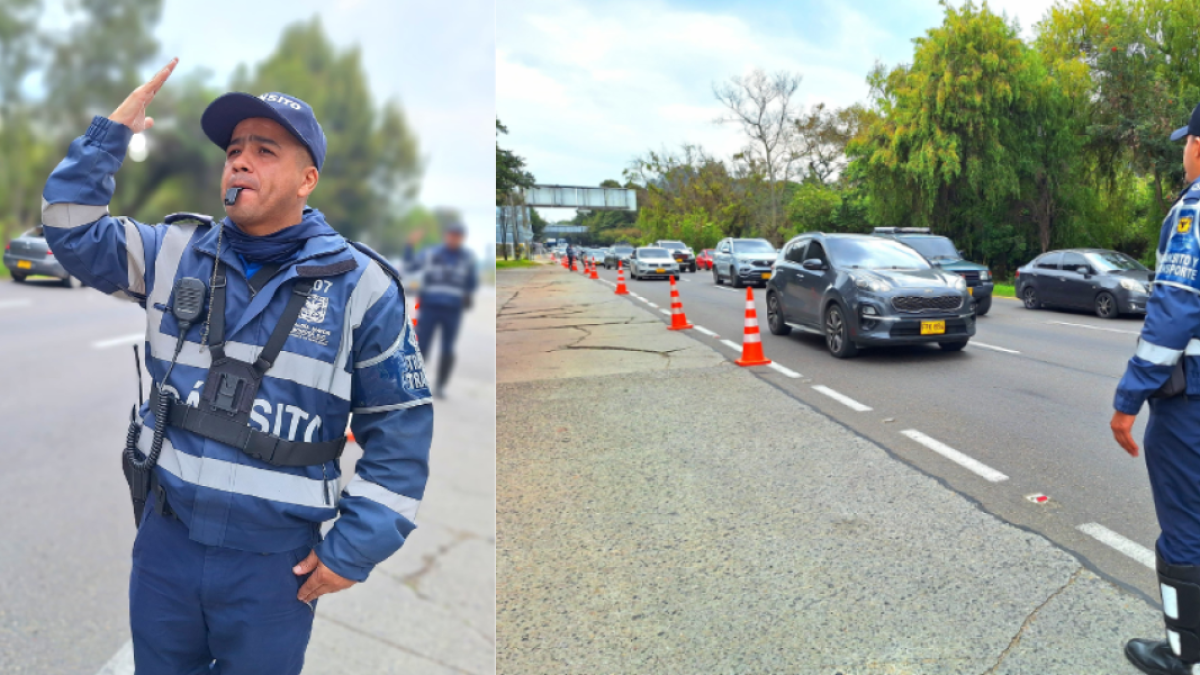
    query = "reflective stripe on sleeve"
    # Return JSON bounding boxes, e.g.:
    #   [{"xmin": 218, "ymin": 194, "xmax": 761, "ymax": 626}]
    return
[
  {"xmin": 354, "ymin": 323, "xmax": 406, "ymax": 369},
  {"xmin": 343, "ymin": 475, "xmax": 420, "ymax": 521},
  {"xmin": 1136, "ymin": 339, "xmax": 1184, "ymax": 366},
  {"xmin": 121, "ymin": 217, "xmax": 147, "ymax": 296},
  {"xmin": 41, "ymin": 199, "xmax": 110, "ymax": 229},
  {"xmin": 139, "ymin": 425, "xmax": 338, "ymax": 509},
  {"xmin": 352, "ymin": 397, "xmax": 432, "ymax": 414},
  {"xmin": 1185, "ymin": 339, "xmax": 1200, "ymax": 356},
  {"xmin": 422, "ymin": 284, "xmax": 466, "ymax": 298}
]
